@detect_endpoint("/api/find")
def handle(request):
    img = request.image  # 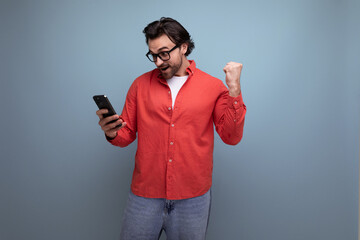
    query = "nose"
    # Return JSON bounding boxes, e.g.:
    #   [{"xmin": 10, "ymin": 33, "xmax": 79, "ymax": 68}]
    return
[{"xmin": 154, "ymin": 57, "xmax": 164, "ymax": 67}]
